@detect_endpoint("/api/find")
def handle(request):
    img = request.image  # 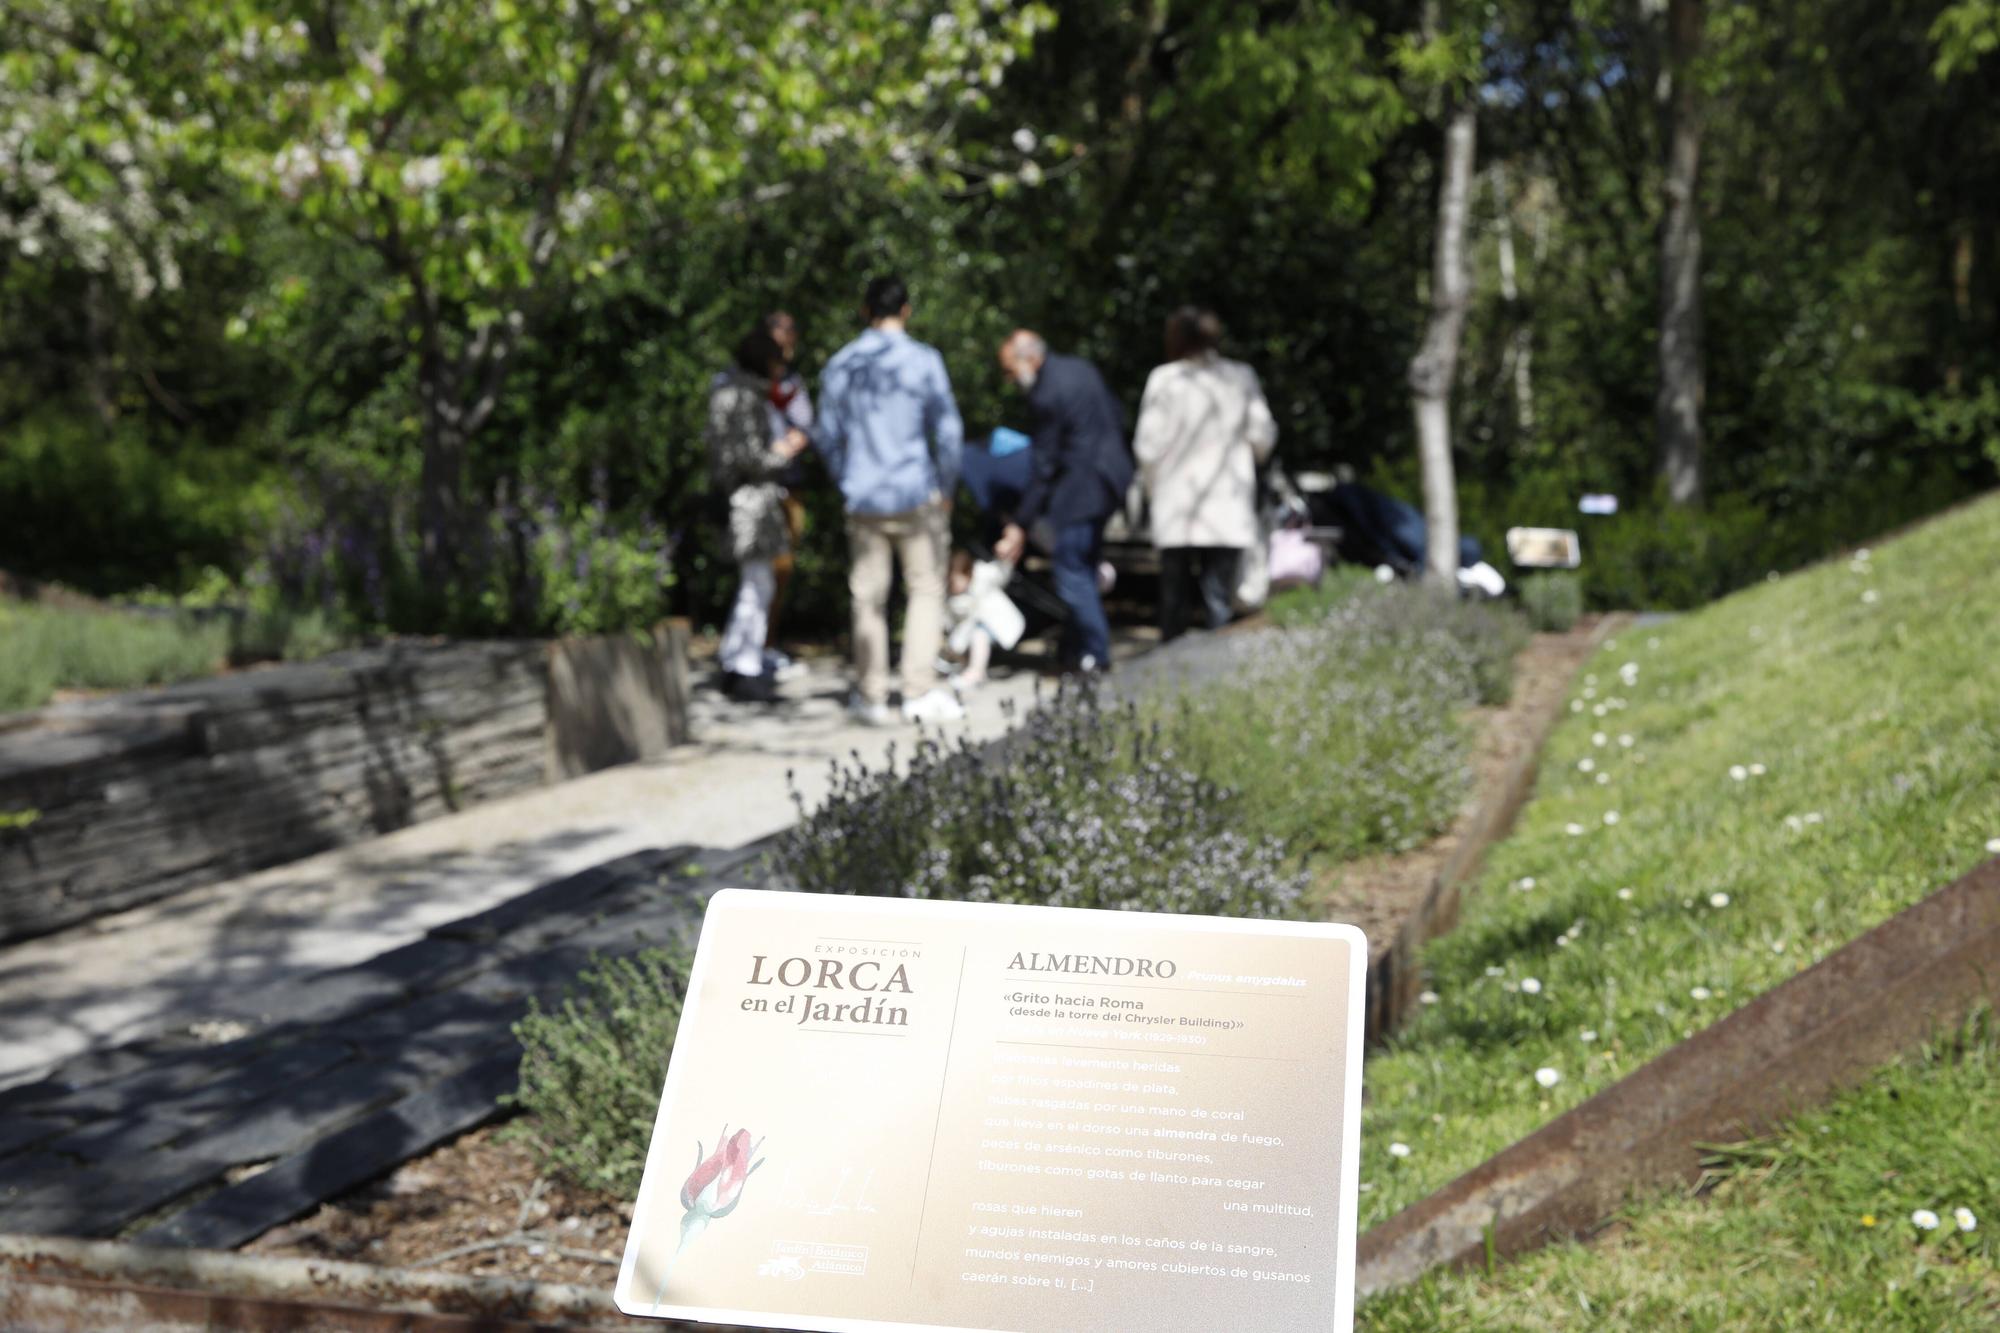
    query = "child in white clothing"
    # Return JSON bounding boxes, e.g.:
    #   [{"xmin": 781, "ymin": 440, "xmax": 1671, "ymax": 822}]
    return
[{"xmin": 945, "ymin": 549, "xmax": 1025, "ymax": 688}]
